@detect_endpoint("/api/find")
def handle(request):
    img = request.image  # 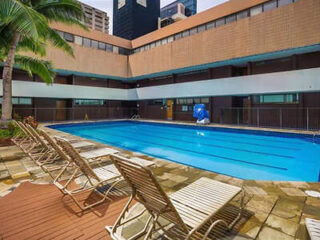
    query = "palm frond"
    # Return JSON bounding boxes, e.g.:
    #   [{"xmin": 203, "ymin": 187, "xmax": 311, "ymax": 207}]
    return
[
  {"xmin": 14, "ymin": 55, "xmax": 55, "ymax": 84},
  {"xmin": 17, "ymin": 37, "xmax": 47, "ymax": 56},
  {"xmin": 41, "ymin": 28, "xmax": 74, "ymax": 56},
  {"xmin": 33, "ymin": 0, "xmax": 87, "ymax": 29},
  {"xmin": 0, "ymin": 0, "xmax": 47, "ymax": 40}
]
